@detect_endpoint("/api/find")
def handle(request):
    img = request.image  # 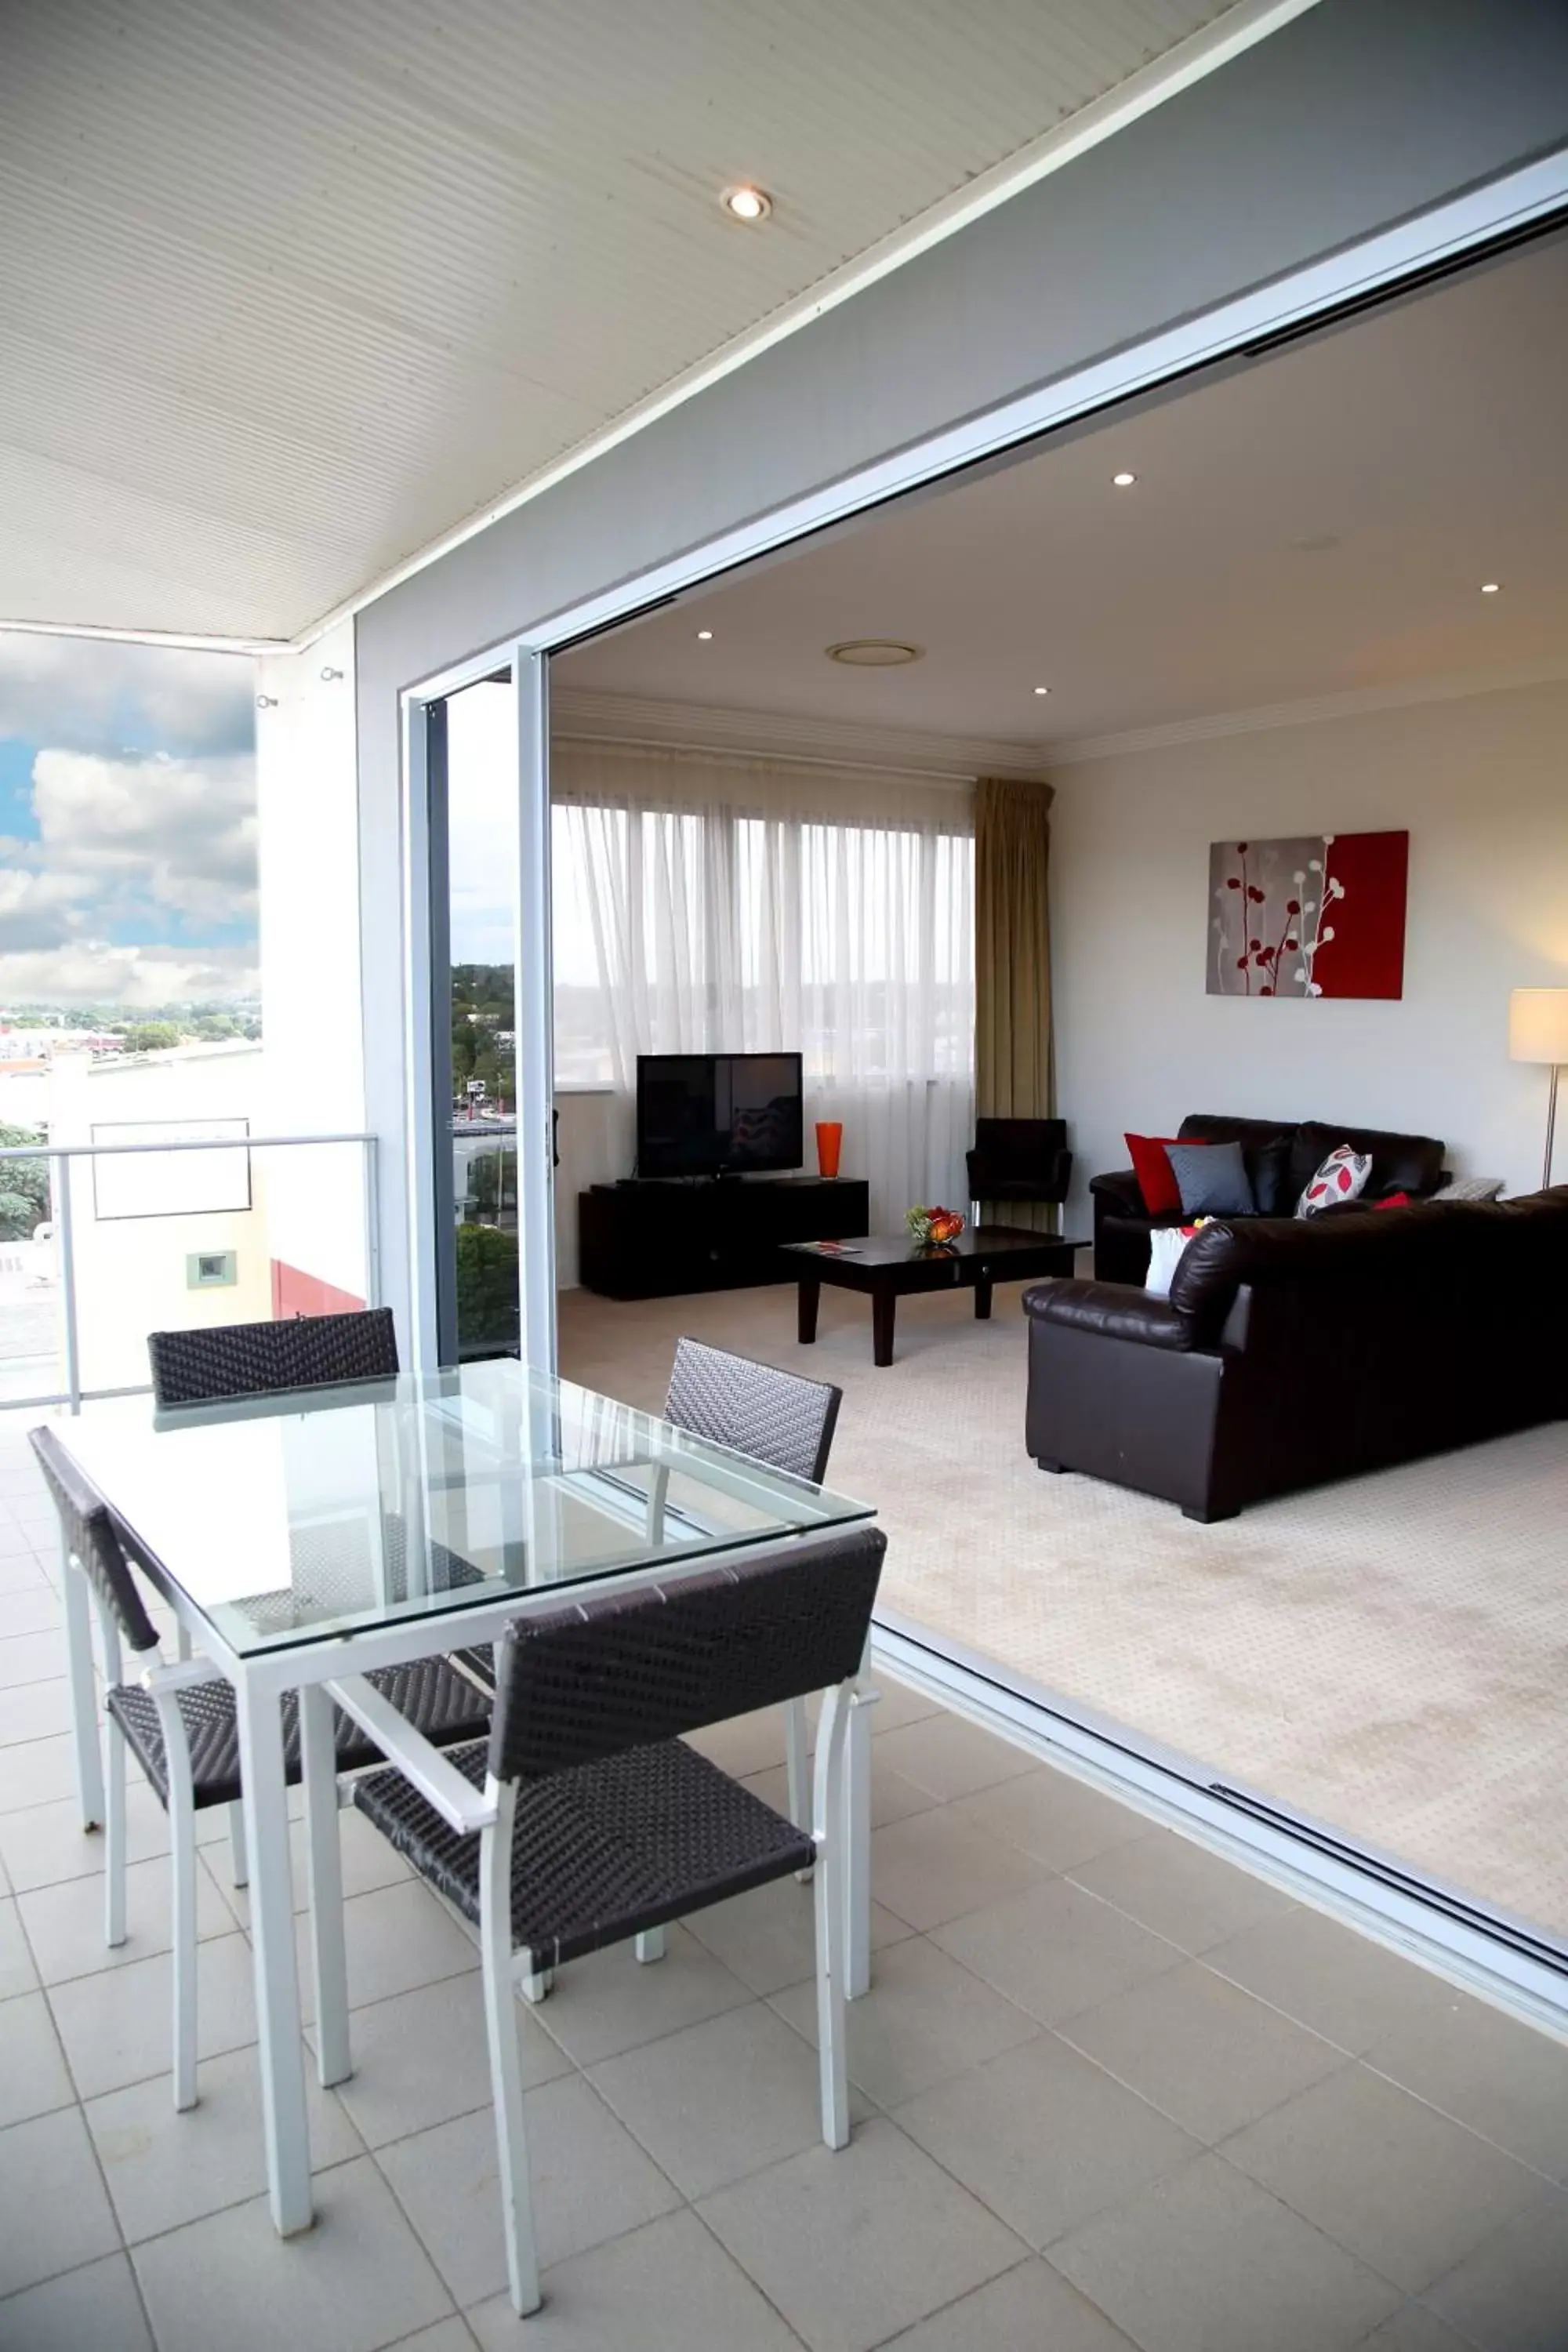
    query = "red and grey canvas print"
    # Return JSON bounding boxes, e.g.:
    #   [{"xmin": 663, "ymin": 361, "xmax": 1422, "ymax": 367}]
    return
[{"xmin": 1207, "ymin": 830, "xmax": 1408, "ymax": 999}]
